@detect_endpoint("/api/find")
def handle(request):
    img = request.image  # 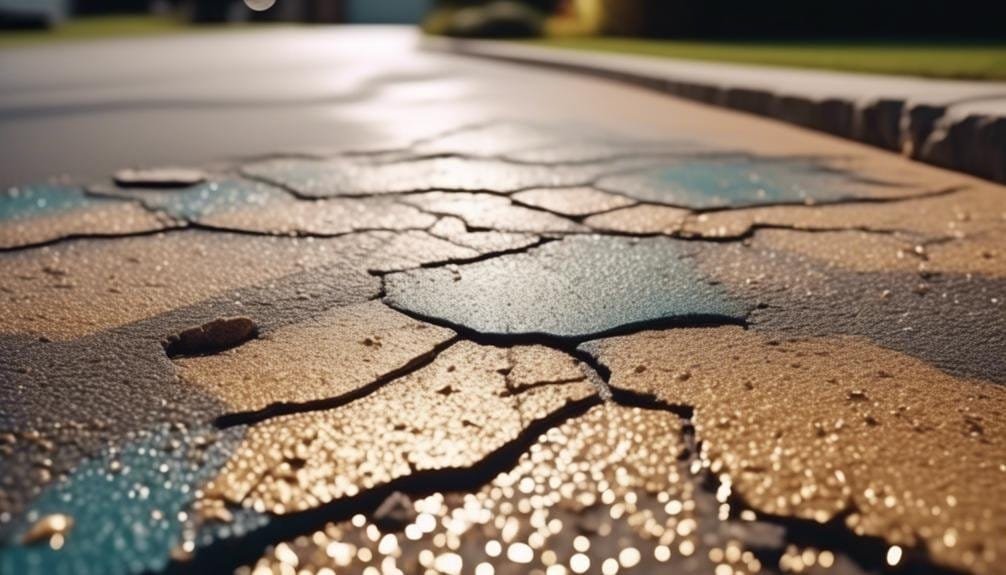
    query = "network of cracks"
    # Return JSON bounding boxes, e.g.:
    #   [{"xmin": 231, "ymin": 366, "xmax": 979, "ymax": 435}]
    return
[{"xmin": 0, "ymin": 121, "xmax": 1004, "ymax": 575}]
